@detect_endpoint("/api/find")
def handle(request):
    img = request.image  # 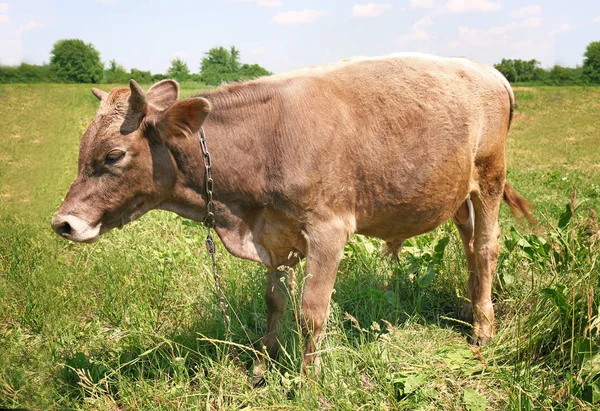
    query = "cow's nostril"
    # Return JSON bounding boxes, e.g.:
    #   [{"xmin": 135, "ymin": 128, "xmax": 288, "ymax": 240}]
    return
[{"xmin": 57, "ymin": 221, "xmax": 72, "ymax": 236}]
